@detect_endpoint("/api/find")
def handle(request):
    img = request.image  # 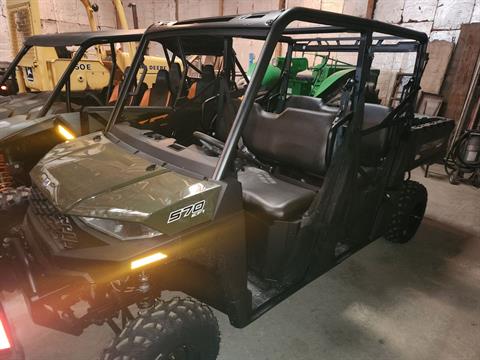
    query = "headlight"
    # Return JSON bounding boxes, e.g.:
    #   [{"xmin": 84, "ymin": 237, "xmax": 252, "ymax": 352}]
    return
[
  {"xmin": 79, "ymin": 217, "xmax": 162, "ymax": 240},
  {"xmin": 56, "ymin": 124, "xmax": 76, "ymax": 140}
]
